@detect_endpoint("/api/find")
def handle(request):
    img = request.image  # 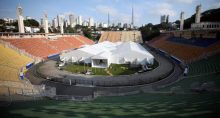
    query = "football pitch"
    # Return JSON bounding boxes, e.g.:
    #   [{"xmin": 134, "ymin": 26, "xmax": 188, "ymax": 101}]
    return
[{"xmin": 1, "ymin": 93, "xmax": 220, "ymax": 118}]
